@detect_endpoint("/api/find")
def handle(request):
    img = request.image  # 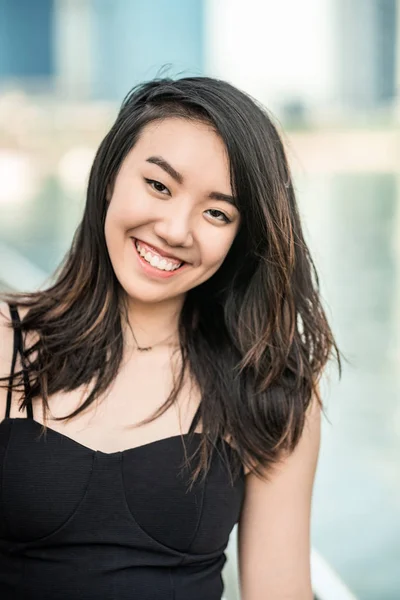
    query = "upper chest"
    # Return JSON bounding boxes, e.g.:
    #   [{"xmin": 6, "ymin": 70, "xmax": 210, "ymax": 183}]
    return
[{"xmin": 8, "ymin": 347, "xmax": 201, "ymax": 454}]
